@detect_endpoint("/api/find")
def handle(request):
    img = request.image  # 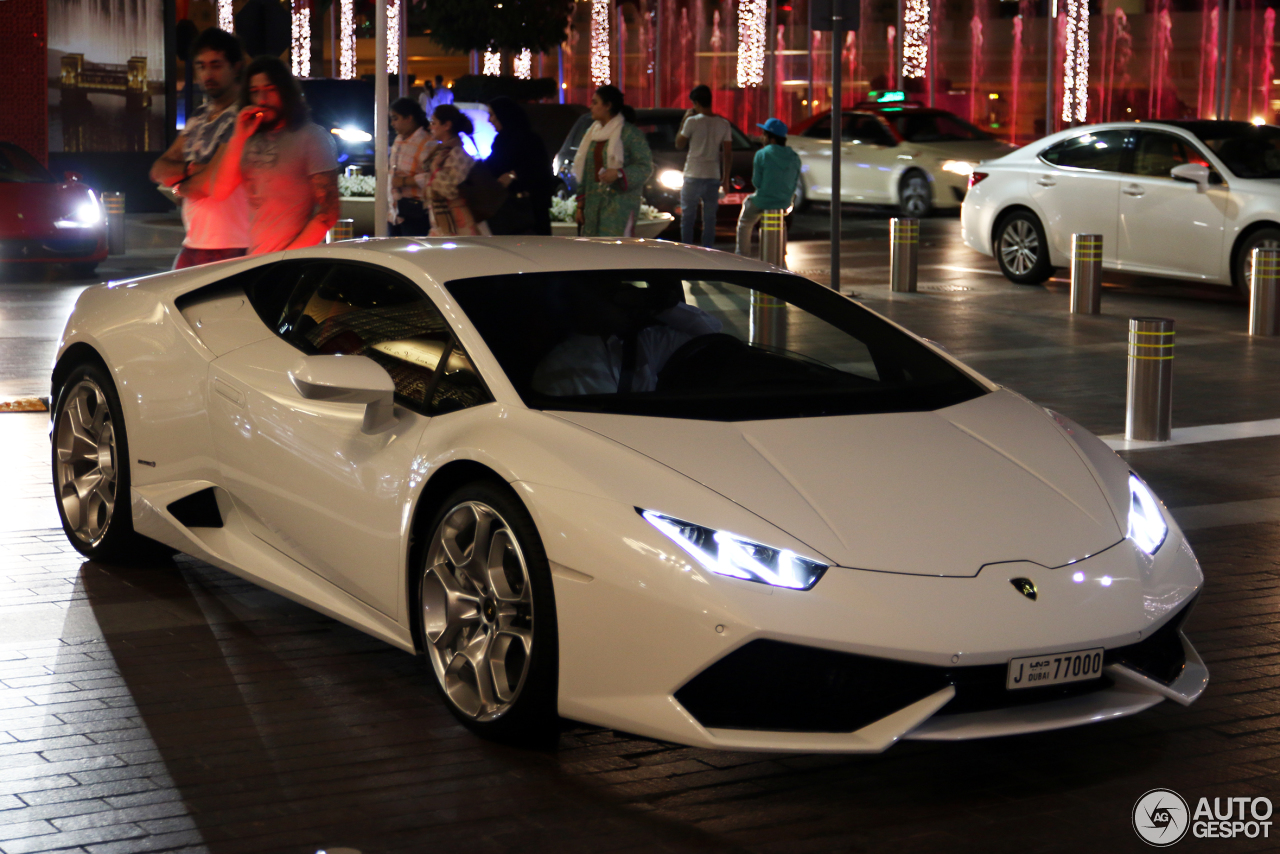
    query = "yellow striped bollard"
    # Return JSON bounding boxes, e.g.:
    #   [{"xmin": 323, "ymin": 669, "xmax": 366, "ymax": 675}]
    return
[
  {"xmin": 1125, "ymin": 317, "xmax": 1174, "ymax": 442},
  {"xmin": 890, "ymin": 217, "xmax": 918, "ymax": 293},
  {"xmin": 759, "ymin": 209, "xmax": 787, "ymax": 269},
  {"xmin": 1248, "ymin": 247, "xmax": 1280, "ymax": 336},
  {"xmin": 1070, "ymin": 233, "xmax": 1103, "ymax": 315}
]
